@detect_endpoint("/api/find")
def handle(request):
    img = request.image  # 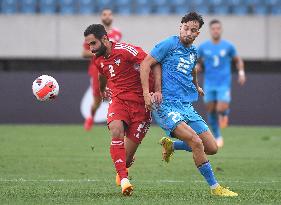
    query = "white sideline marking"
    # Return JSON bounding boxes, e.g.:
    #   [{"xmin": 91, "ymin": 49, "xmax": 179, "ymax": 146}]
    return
[
  {"xmin": 0, "ymin": 178, "xmax": 280, "ymax": 184},
  {"xmin": 0, "ymin": 178, "xmax": 99, "ymax": 182}
]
